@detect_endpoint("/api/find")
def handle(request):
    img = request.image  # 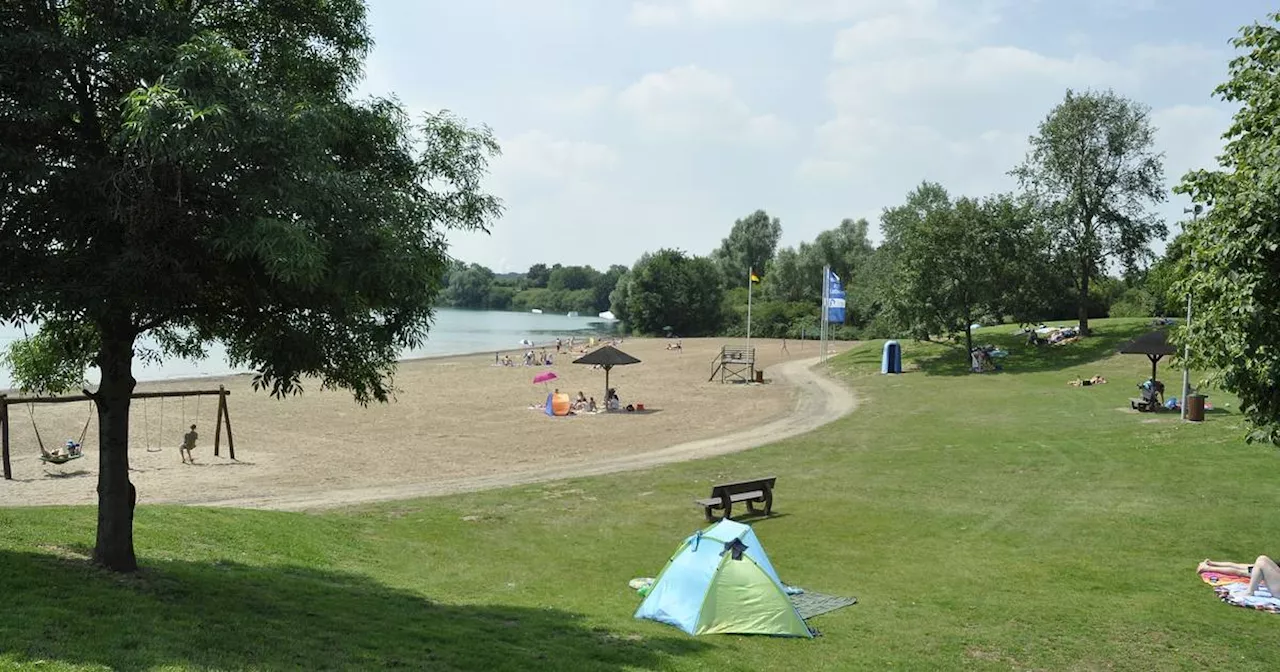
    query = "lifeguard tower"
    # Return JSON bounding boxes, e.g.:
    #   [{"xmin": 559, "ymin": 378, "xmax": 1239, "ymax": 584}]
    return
[{"xmin": 708, "ymin": 345, "xmax": 756, "ymax": 383}]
